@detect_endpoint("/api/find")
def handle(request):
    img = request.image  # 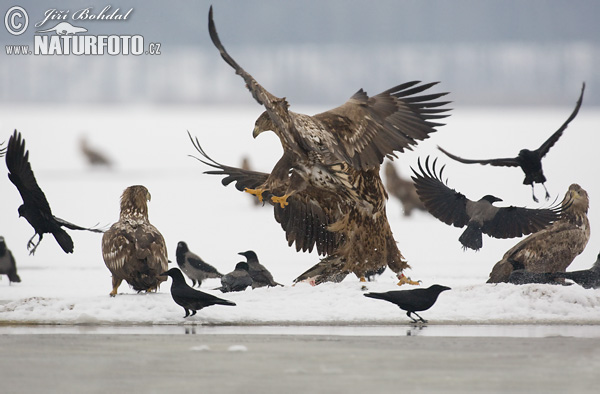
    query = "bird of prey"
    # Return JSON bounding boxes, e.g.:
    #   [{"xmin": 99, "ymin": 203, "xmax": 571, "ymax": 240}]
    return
[
  {"xmin": 5, "ymin": 130, "xmax": 103, "ymax": 255},
  {"xmin": 438, "ymin": 82, "xmax": 585, "ymax": 202},
  {"xmin": 162, "ymin": 268, "xmax": 236, "ymax": 318},
  {"xmin": 488, "ymin": 184, "xmax": 590, "ymax": 283},
  {"xmin": 192, "ymin": 7, "xmax": 450, "ymax": 285},
  {"xmin": 0, "ymin": 237, "xmax": 21, "ymax": 284},
  {"xmin": 384, "ymin": 162, "xmax": 427, "ymax": 217},
  {"xmin": 238, "ymin": 250, "xmax": 282, "ymax": 288},
  {"xmin": 79, "ymin": 136, "xmax": 113, "ymax": 168},
  {"xmin": 552, "ymin": 253, "xmax": 600, "ymax": 289},
  {"xmin": 364, "ymin": 284, "xmax": 451, "ymax": 323},
  {"xmin": 411, "ymin": 157, "xmax": 565, "ymax": 251},
  {"xmin": 218, "ymin": 262, "xmax": 253, "ymax": 293},
  {"xmin": 102, "ymin": 185, "xmax": 168, "ymax": 296},
  {"xmin": 176, "ymin": 241, "xmax": 223, "ymax": 287}
]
